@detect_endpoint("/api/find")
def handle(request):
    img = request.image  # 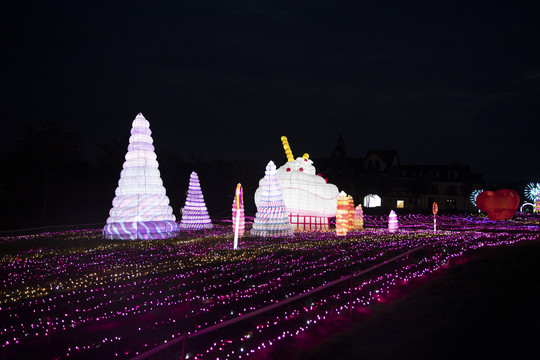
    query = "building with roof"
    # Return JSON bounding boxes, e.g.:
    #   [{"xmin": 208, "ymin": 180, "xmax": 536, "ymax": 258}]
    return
[{"xmin": 314, "ymin": 135, "xmax": 482, "ymax": 213}]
